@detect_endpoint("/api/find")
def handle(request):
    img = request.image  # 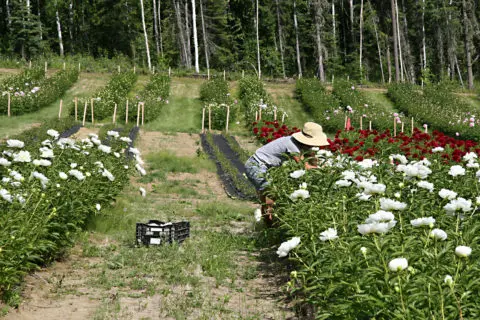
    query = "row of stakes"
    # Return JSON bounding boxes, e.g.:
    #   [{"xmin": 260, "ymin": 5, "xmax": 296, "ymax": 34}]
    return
[{"xmin": 346, "ymin": 115, "xmax": 428, "ymax": 136}]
